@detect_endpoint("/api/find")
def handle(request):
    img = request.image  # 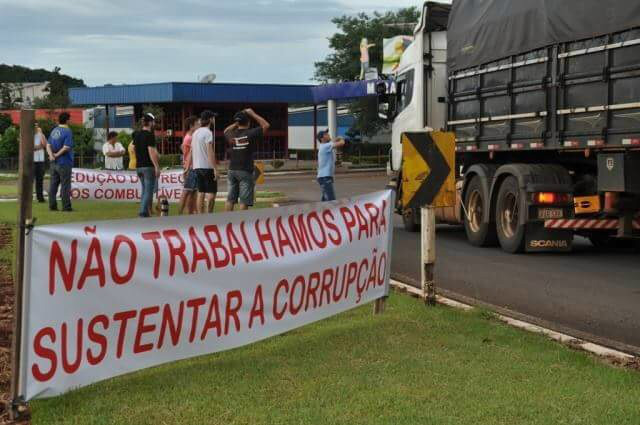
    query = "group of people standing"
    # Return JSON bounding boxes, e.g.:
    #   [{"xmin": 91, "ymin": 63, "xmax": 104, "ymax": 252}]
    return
[
  {"xmin": 33, "ymin": 108, "xmax": 345, "ymax": 217},
  {"xmin": 136, "ymin": 108, "xmax": 271, "ymax": 218}
]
